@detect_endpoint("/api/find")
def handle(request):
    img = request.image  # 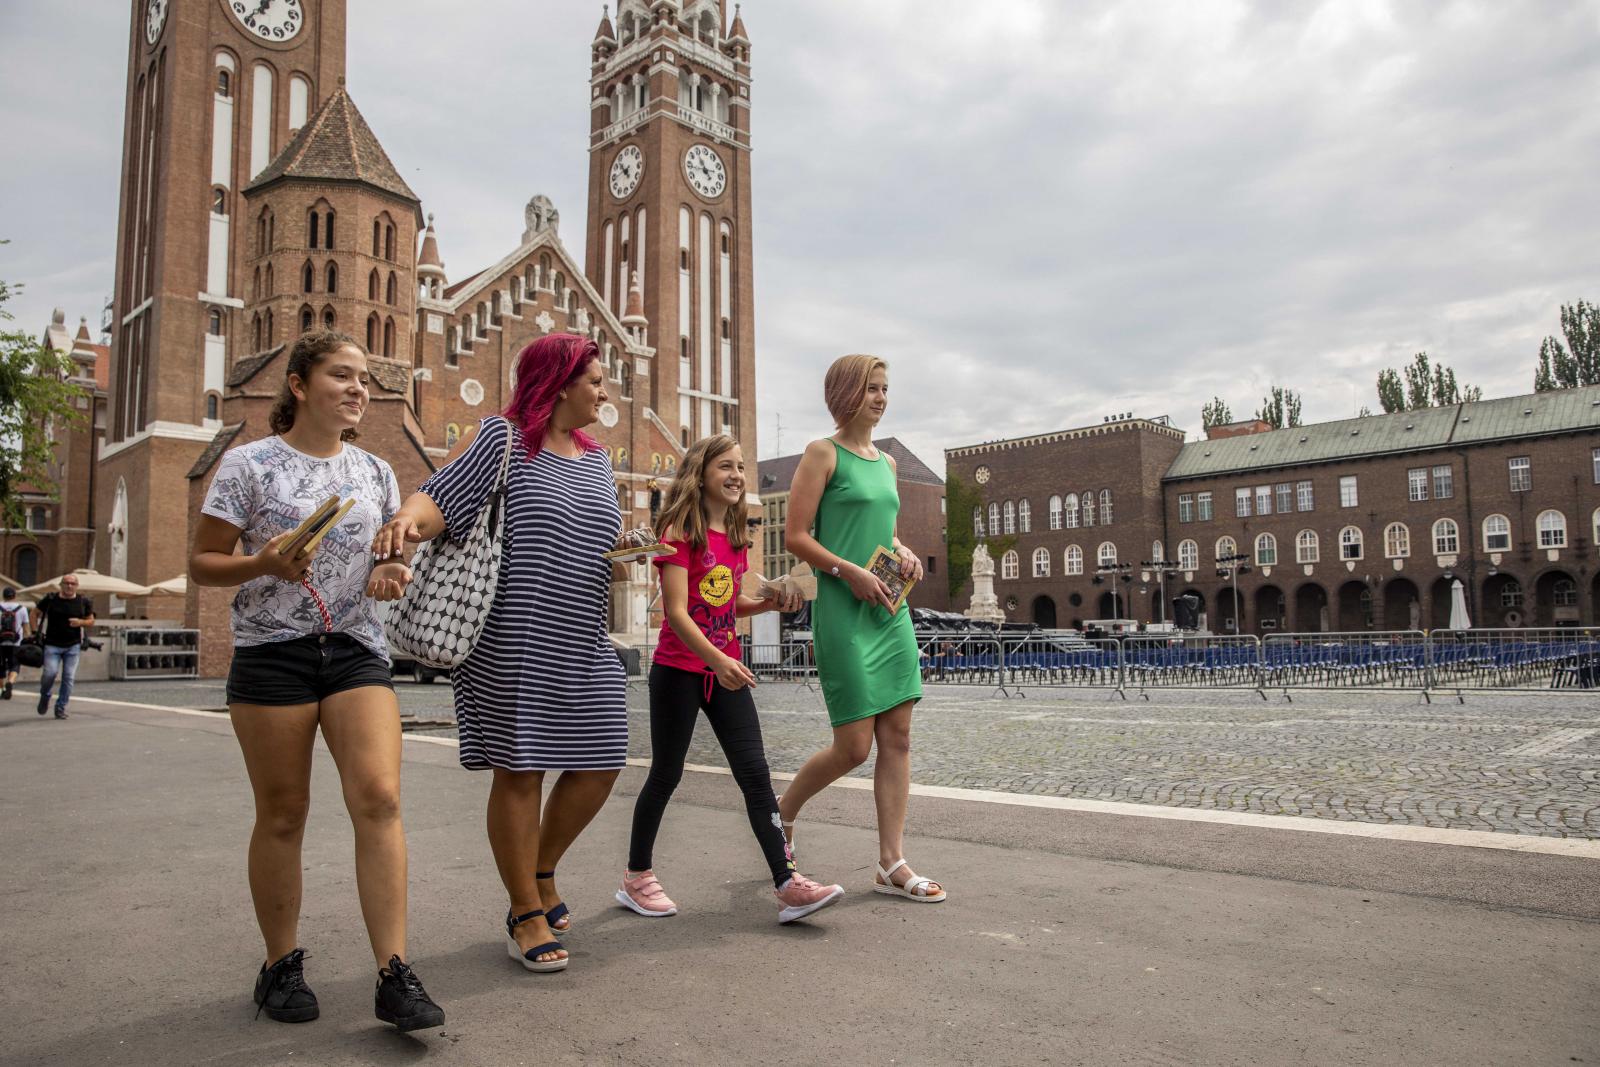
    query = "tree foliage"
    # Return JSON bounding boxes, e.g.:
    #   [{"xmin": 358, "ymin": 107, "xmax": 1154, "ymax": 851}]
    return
[
  {"xmin": 1200, "ymin": 396, "xmax": 1232, "ymax": 430},
  {"xmin": 1376, "ymin": 351, "xmax": 1482, "ymax": 413},
  {"xmin": 1534, "ymin": 300, "xmax": 1600, "ymax": 391},
  {"xmin": 1255, "ymin": 386, "xmax": 1303, "ymax": 429},
  {"xmin": 0, "ymin": 262, "xmax": 90, "ymax": 532}
]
